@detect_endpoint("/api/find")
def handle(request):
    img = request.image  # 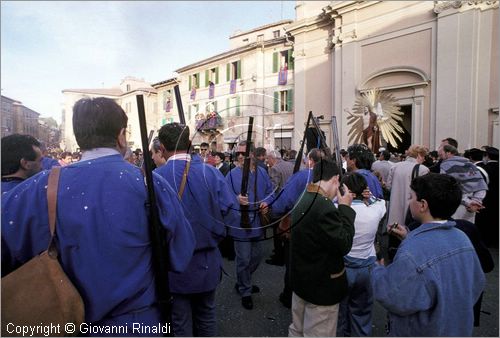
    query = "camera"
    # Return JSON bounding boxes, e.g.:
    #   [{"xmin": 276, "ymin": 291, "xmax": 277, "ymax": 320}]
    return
[{"xmin": 388, "ymin": 222, "xmax": 398, "ymax": 233}]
